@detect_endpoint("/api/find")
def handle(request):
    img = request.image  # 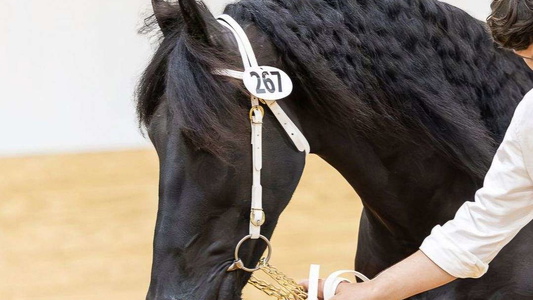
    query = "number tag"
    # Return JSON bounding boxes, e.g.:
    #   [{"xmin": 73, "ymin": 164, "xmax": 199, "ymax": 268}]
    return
[{"xmin": 243, "ymin": 66, "xmax": 293, "ymax": 100}]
